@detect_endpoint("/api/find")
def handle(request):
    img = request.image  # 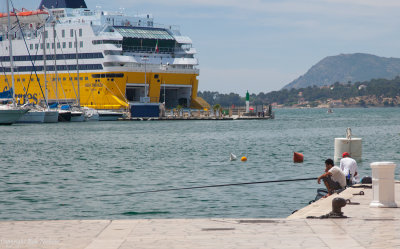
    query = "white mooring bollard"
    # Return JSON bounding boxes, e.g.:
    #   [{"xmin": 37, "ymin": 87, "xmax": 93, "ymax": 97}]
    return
[
  {"xmin": 370, "ymin": 162, "xmax": 398, "ymax": 208},
  {"xmin": 334, "ymin": 128, "xmax": 362, "ymax": 163}
]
